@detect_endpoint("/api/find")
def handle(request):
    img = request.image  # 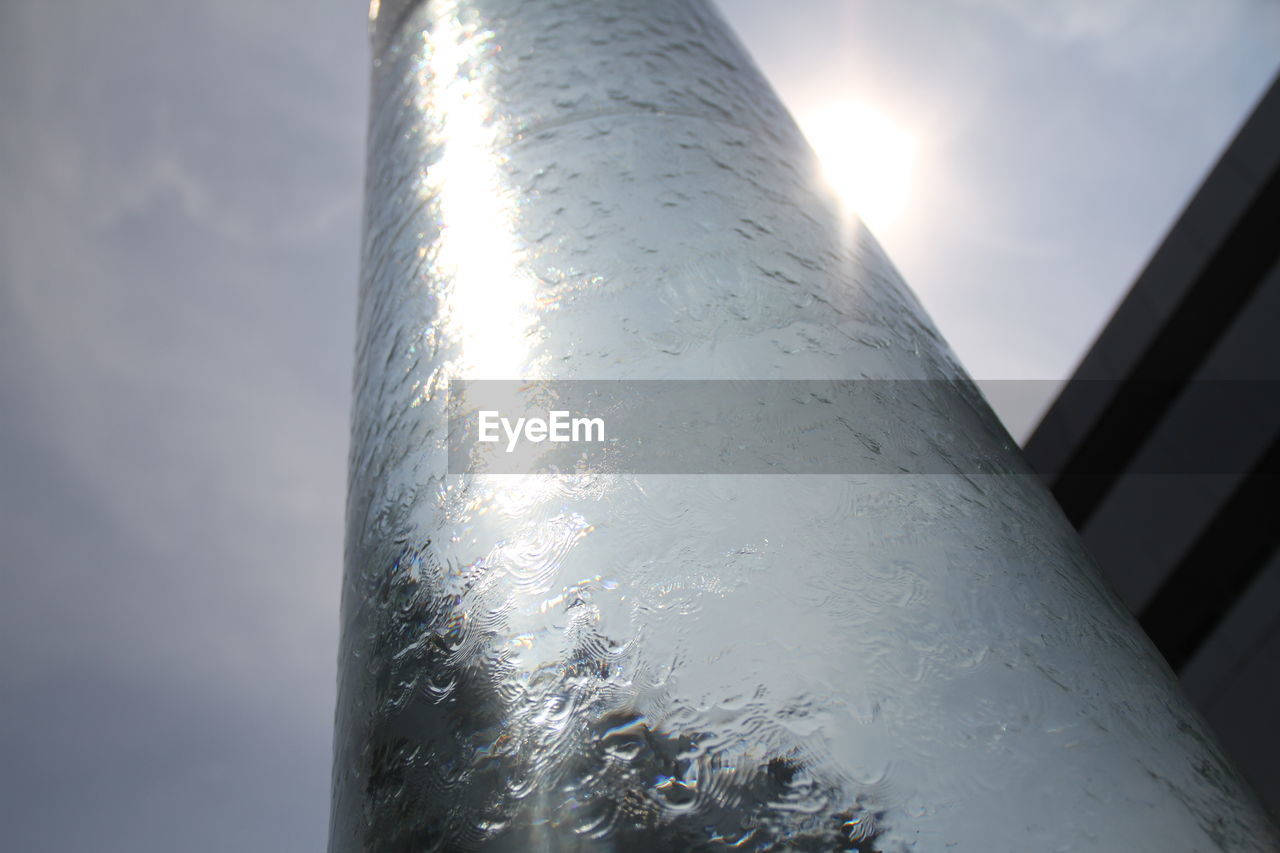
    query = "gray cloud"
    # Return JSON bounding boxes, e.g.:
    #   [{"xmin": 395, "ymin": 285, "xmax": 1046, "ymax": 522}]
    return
[{"xmin": 1, "ymin": 1, "xmax": 364, "ymax": 850}]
